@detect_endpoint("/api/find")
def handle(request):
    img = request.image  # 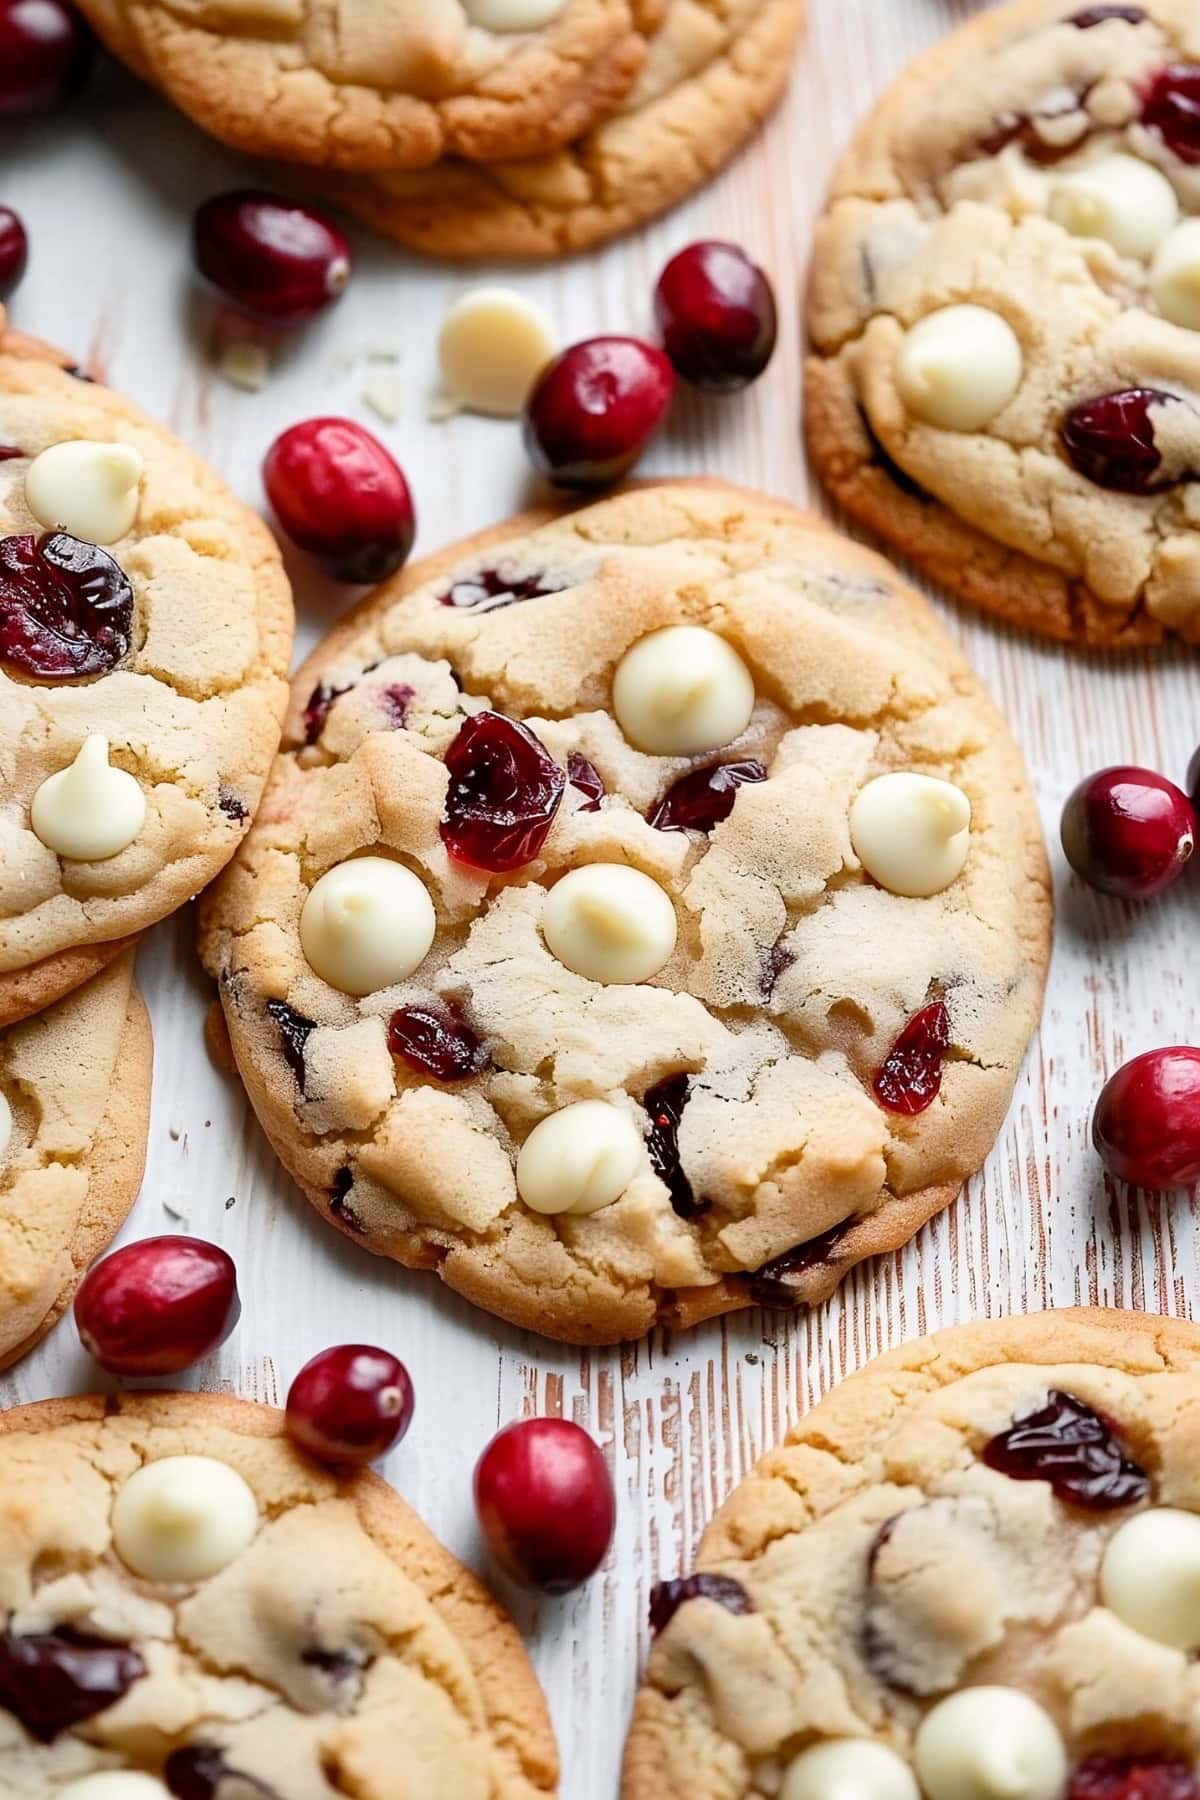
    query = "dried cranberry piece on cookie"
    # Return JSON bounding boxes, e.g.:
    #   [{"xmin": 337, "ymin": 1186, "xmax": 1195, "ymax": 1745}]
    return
[
  {"xmin": 439, "ymin": 567, "xmax": 569, "ymax": 611},
  {"xmin": 983, "ymin": 1390, "xmax": 1150, "ymax": 1509},
  {"xmin": 1061, "ymin": 389, "xmax": 1180, "ymax": 493},
  {"xmin": 387, "ymin": 1002, "xmax": 489, "ymax": 1082},
  {"xmin": 644, "ymin": 1074, "xmax": 697, "ymax": 1217},
  {"xmin": 647, "ymin": 760, "xmax": 767, "ymax": 833},
  {"xmin": 873, "ymin": 1001, "xmax": 950, "ymax": 1116},
  {"xmin": 1143, "ymin": 65, "xmax": 1200, "ymax": 164},
  {"xmin": 165, "ymin": 1744, "xmax": 278, "ymax": 1798},
  {"xmin": 567, "ymin": 751, "xmax": 606, "ymax": 812},
  {"xmin": 265, "ymin": 998, "xmax": 316, "ymax": 1090},
  {"xmin": 745, "ymin": 1219, "xmax": 856, "ymax": 1308},
  {"xmin": 649, "ymin": 1573, "xmax": 753, "ymax": 1635},
  {"xmin": 1068, "ymin": 5, "xmax": 1146, "ymax": 25},
  {"xmin": 0, "ymin": 1627, "xmax": 145, "ymax": 1741},
  {"xmin": 439, "ymin": 711, "xmax": 565, "ymax": 872},
  {"xmin": 1069, "ymin": 1758, "xmax": 1200, "ymax": 1800},
  {"xmin": 0, "ymin": 530, "xmax": 133, "ymax": 679}
]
